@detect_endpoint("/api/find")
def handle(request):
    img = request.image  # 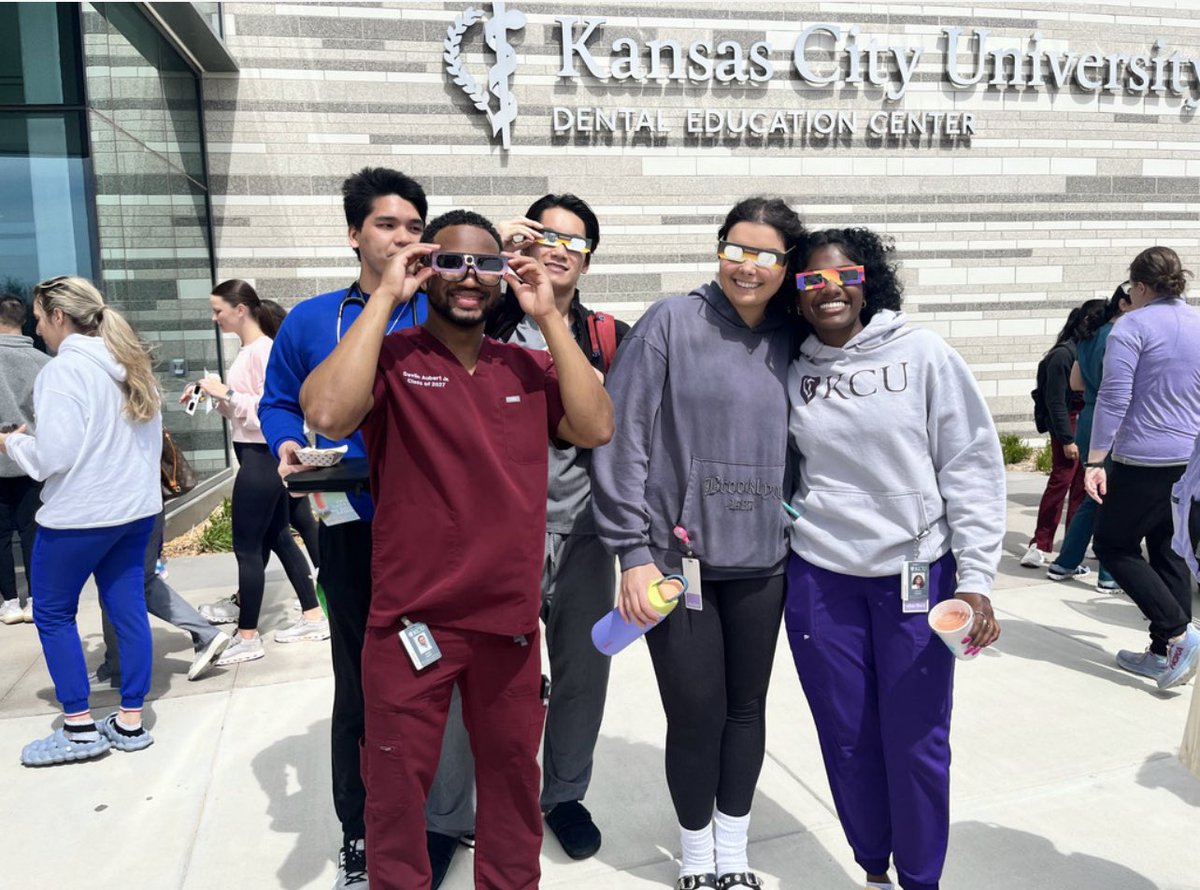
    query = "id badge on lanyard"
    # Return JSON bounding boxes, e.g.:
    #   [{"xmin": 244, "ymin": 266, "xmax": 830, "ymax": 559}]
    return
[
  {"xmin": 901, "ymin": 529, "xmax": 932, "ymax": 614},
  {"xmin": 673, "ymin": 526, "xmax": 703, "ymax": 611}
]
